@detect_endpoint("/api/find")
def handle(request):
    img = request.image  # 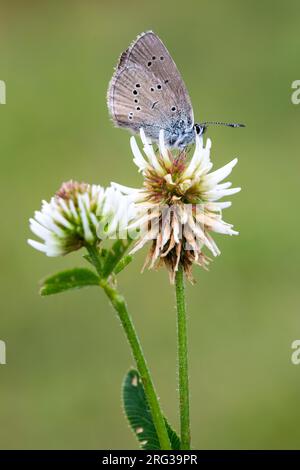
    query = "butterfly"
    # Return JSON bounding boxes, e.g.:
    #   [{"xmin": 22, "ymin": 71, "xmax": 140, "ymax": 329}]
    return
[{"xmin": 107, "ymin": 31, "xmax": 244, "ymax": 149}]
